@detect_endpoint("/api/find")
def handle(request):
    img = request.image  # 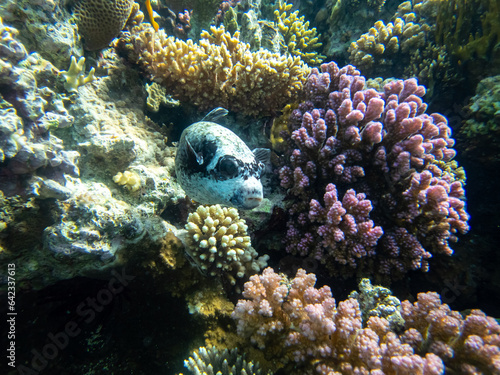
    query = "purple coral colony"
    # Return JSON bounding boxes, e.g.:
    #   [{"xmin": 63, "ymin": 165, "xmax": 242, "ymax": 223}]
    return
[
  {"xmin": 0, "ymin": 0, "xmax": 499, "ymax": 374},
  {"xmin": 279, "ymin": 63, "xmax": 469, "ymax": 277}
]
